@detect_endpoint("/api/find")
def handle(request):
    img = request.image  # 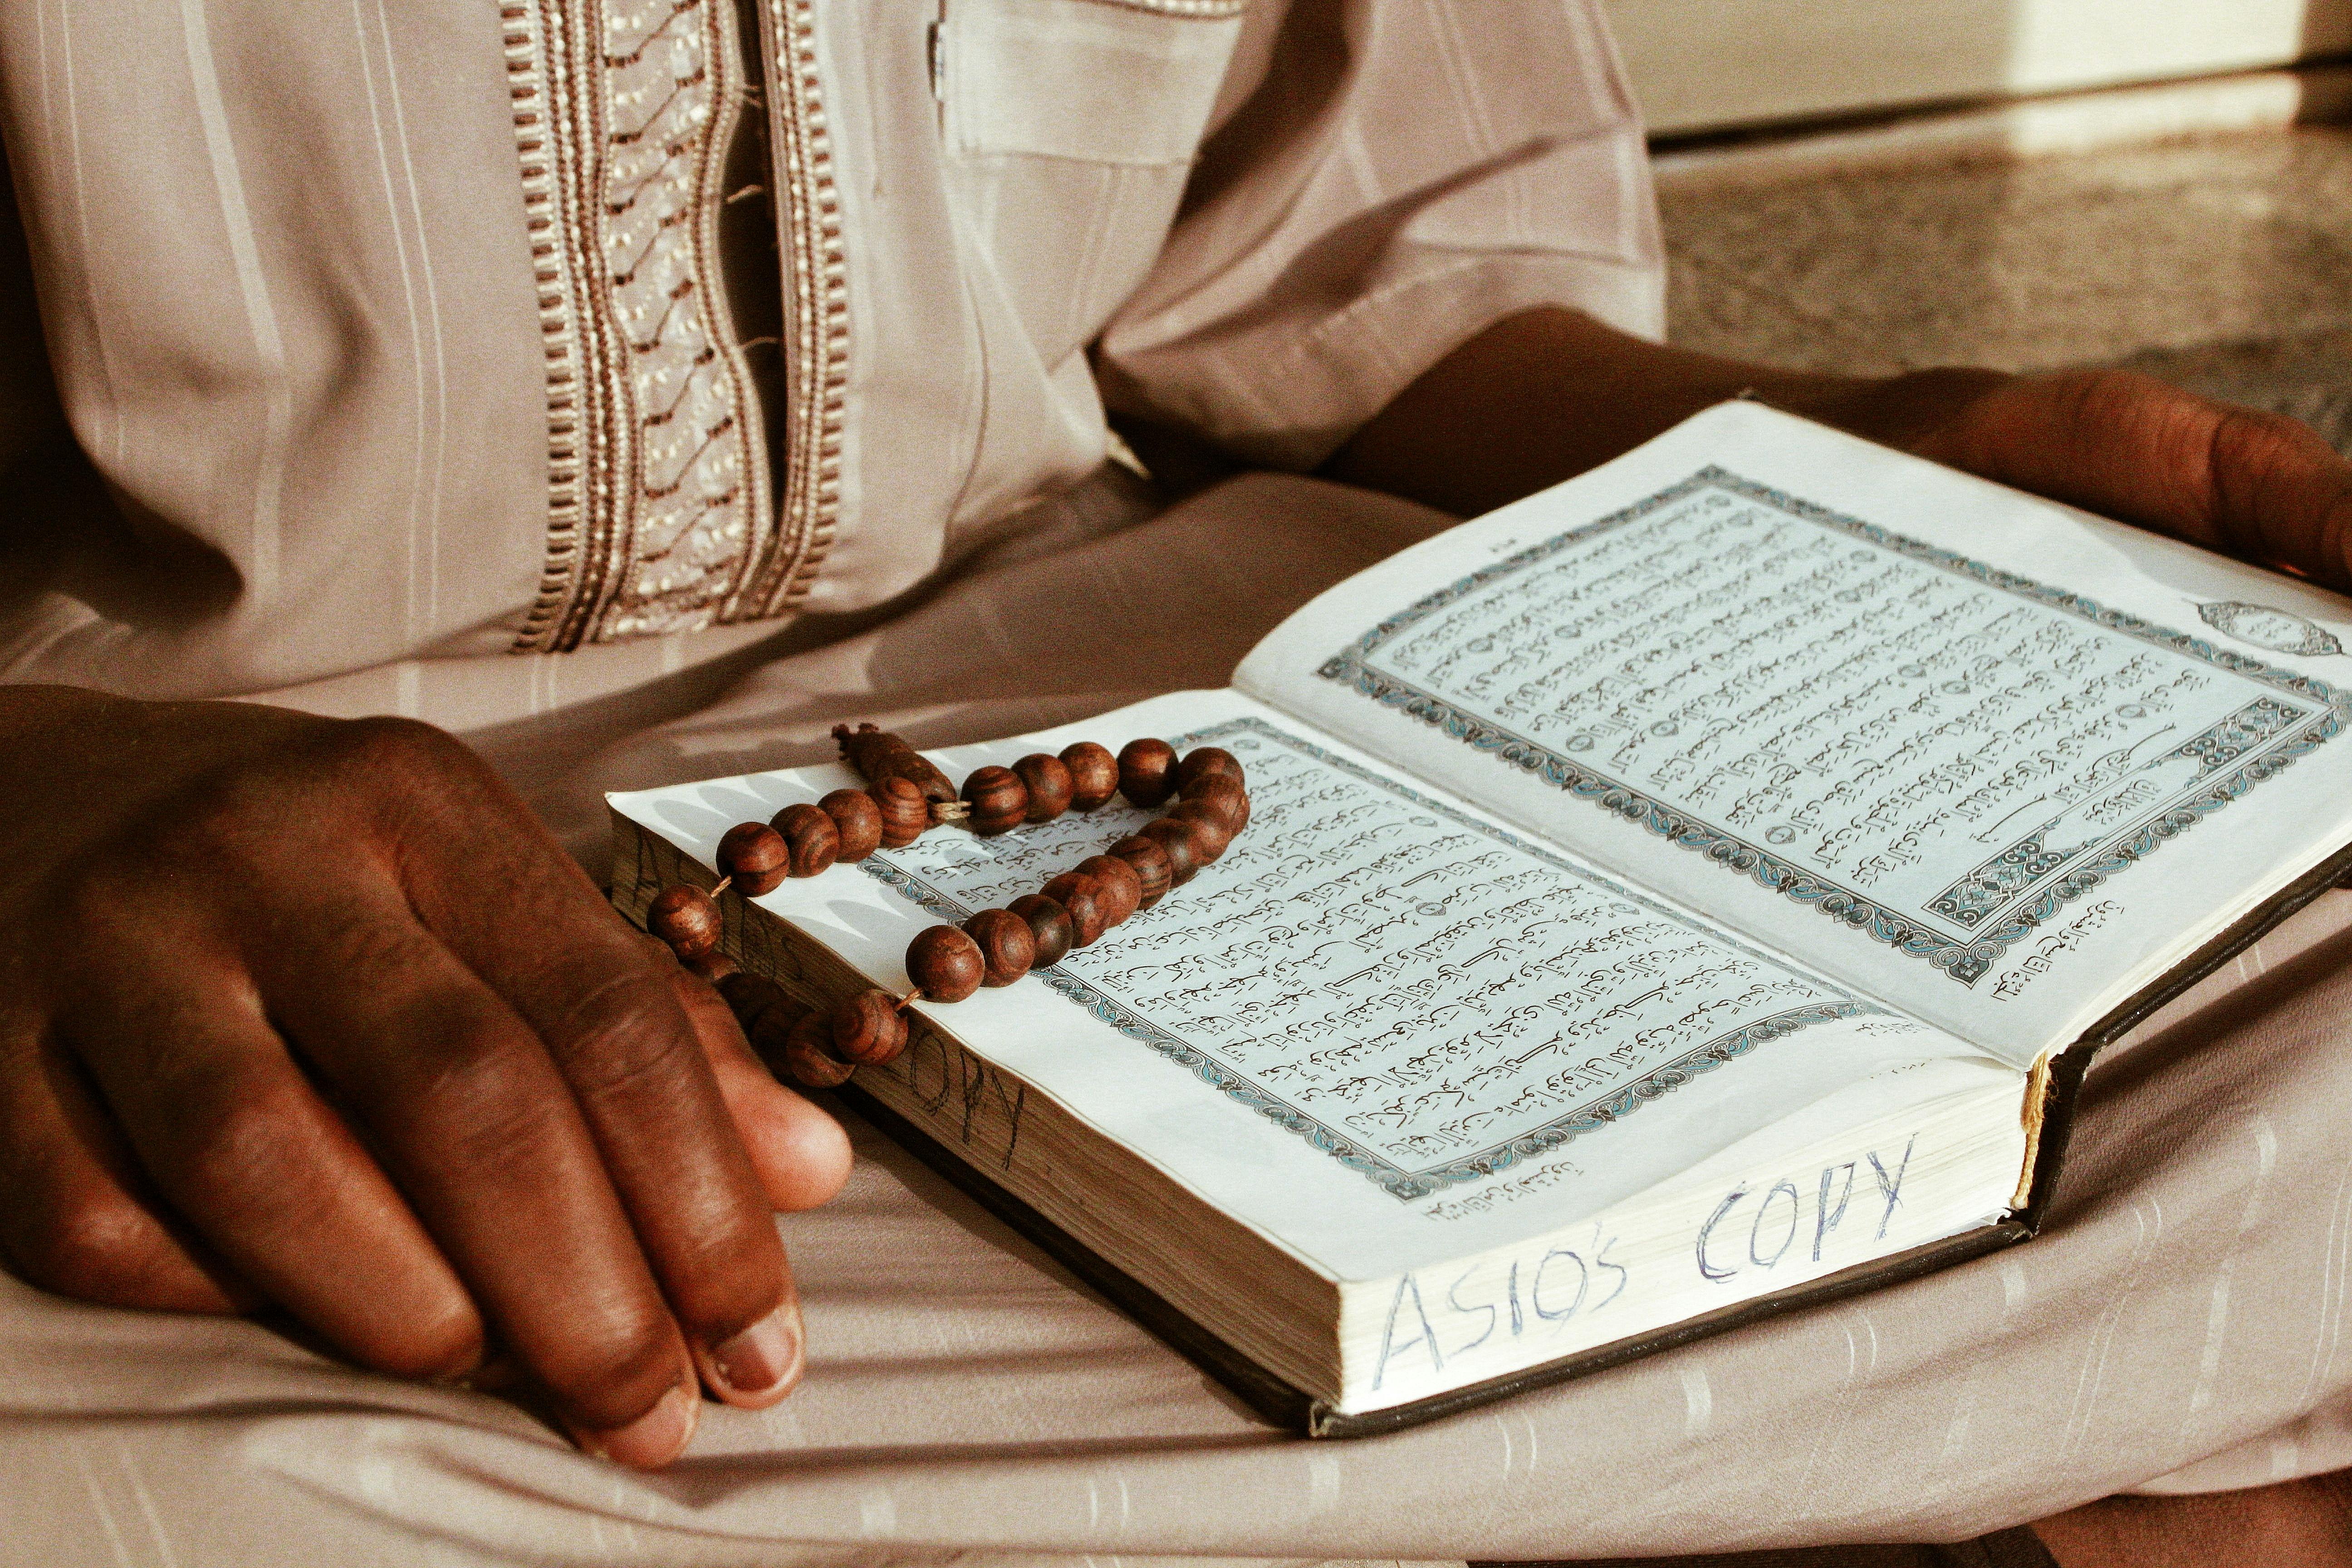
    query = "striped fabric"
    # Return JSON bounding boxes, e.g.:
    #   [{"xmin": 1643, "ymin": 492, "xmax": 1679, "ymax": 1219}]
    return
[{"xmin": 0, "ymin": 0, "xmax": 1660, "ymax": 729}]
